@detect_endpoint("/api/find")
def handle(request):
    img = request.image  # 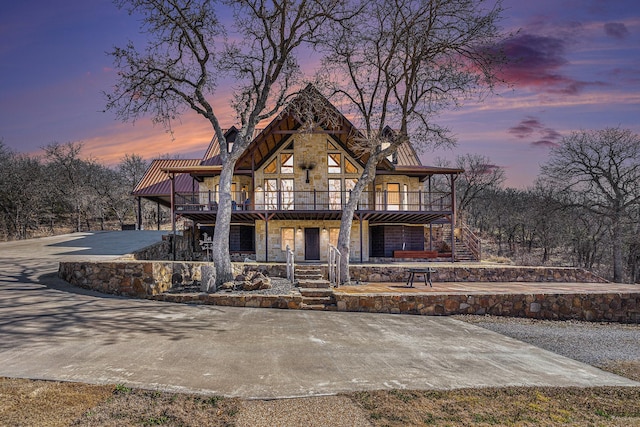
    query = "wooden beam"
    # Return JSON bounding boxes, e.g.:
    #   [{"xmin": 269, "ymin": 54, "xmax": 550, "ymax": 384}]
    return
[{"xmin": 270, "ymin": 129, "xmax": 348, "ymax": 135}]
